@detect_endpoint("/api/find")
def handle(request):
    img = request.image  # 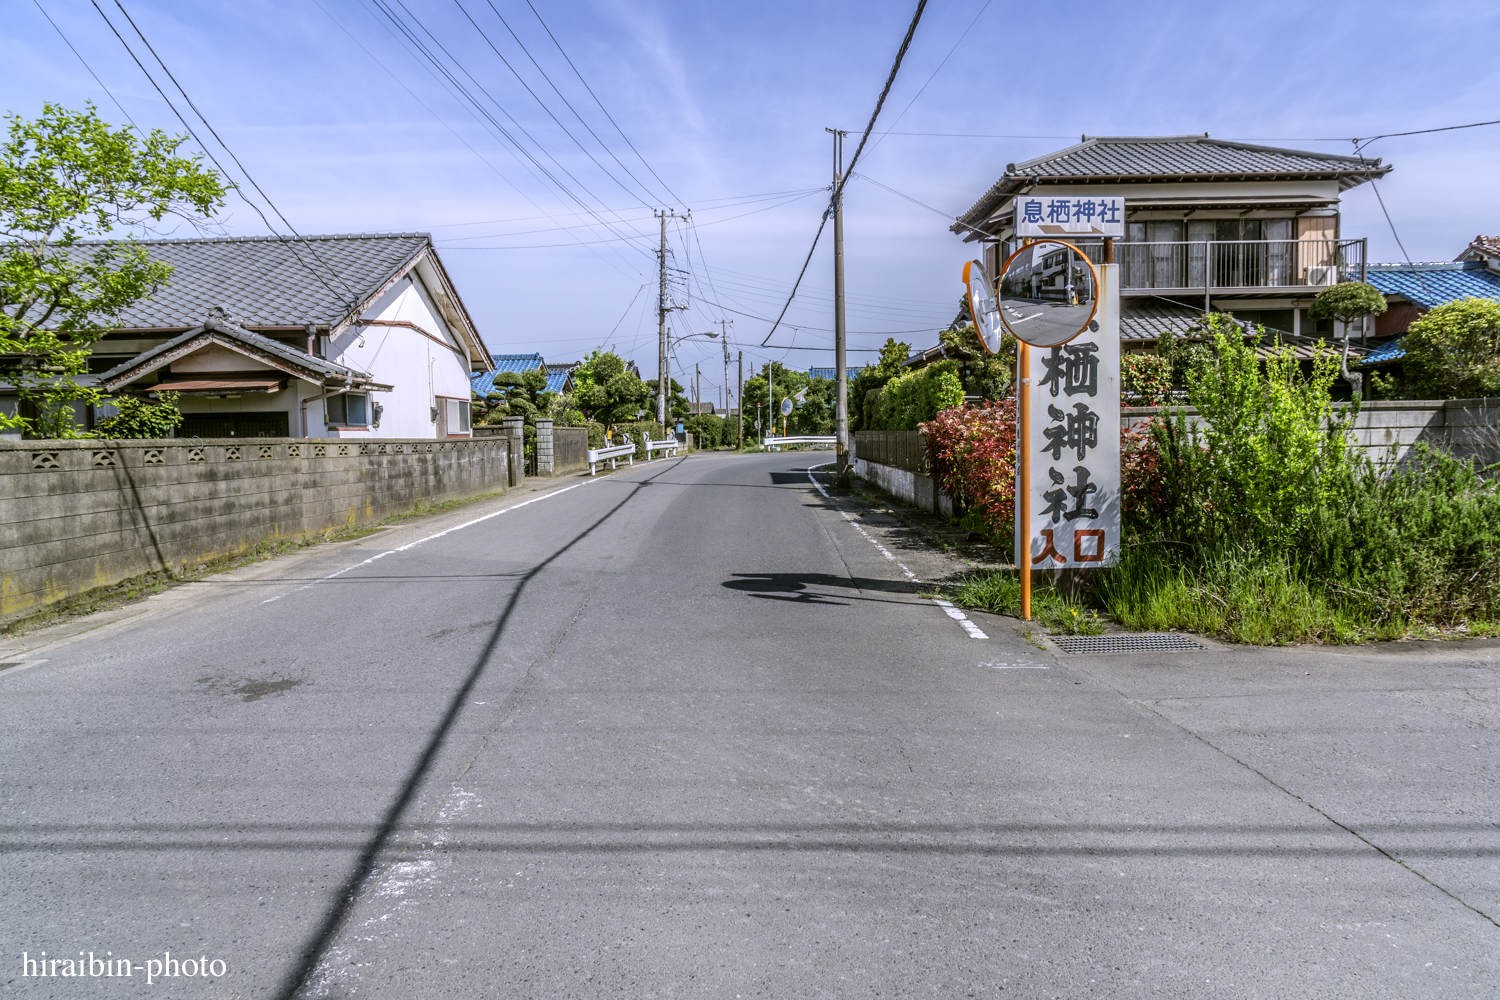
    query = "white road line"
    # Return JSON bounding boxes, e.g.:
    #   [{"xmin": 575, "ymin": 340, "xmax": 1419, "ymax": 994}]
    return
[
  {"xmin": 0, "ymin": 659, "xmax": 50, "ymax": 680},
  {"xmin": 931, "ymin": 599, "xmax": 990, "ymax": 640},
  {"xmin": 805, "ymin": 465, "xmax": 987, "ymax": 639},
  {"xmin": 260, "ymin": 478, "xmax": 598, "ymax": 604}
]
